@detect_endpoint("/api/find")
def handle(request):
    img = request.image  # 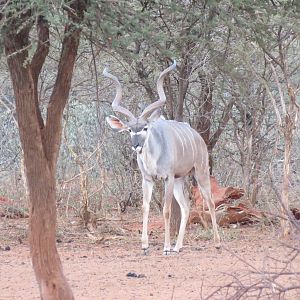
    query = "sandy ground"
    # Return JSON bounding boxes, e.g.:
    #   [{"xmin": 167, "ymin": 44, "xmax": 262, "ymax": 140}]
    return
[{"xmin": 0, "ymin": 214, "xmax": 300, "ymax": 300}]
